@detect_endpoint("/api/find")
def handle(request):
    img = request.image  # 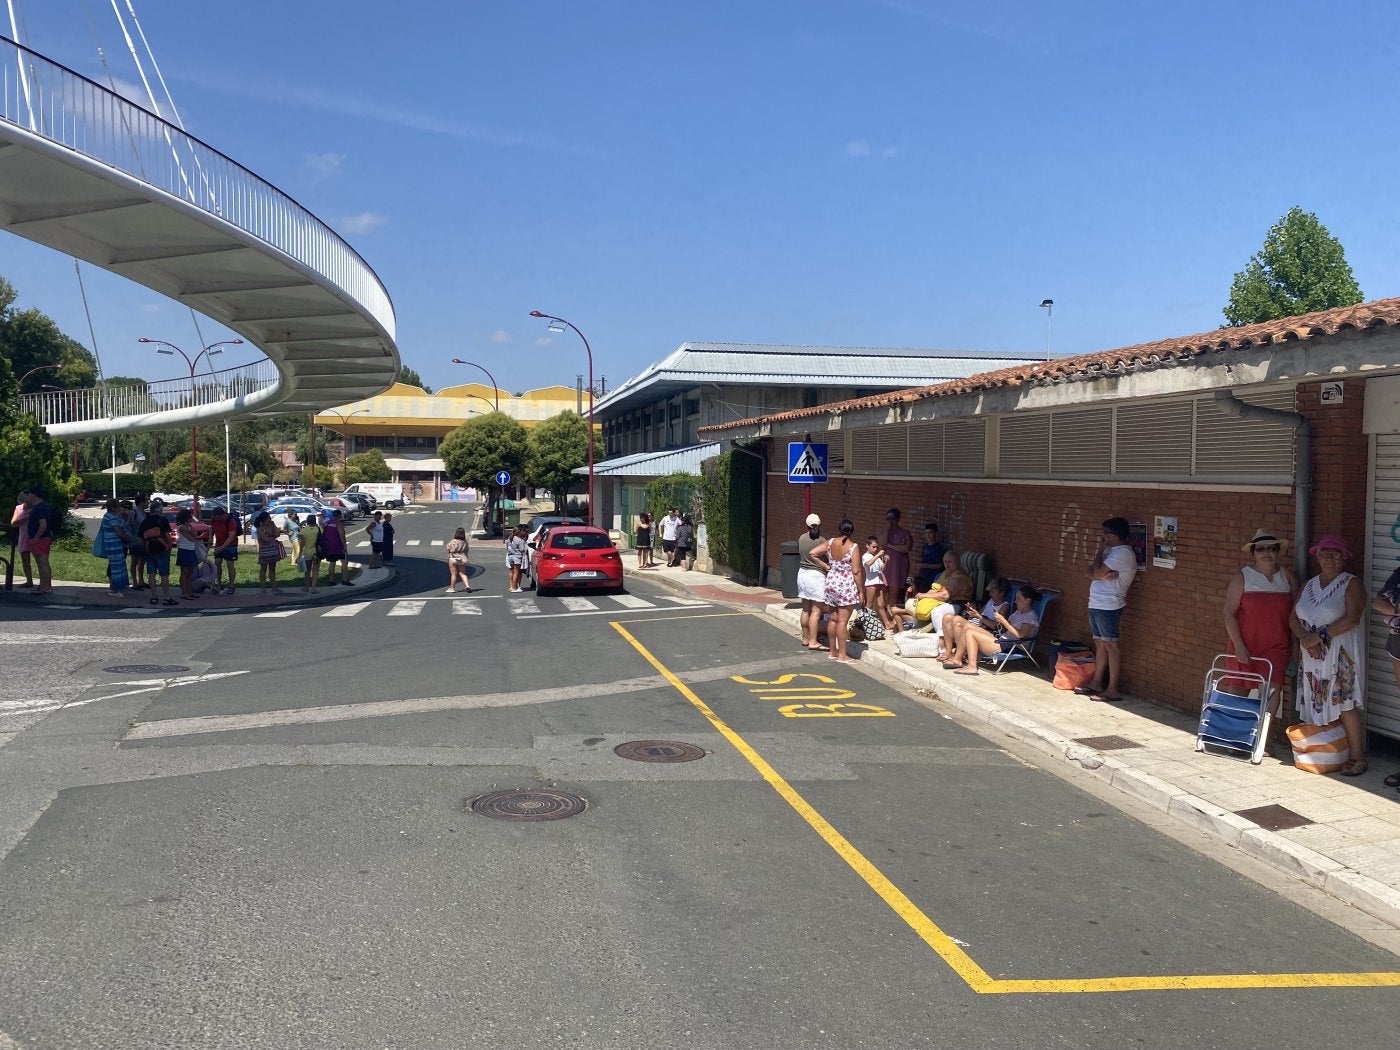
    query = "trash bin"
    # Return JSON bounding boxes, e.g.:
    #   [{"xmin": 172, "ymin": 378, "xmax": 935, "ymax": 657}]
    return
[{"xmin": 779, "ymin": 540, "xmax": 800, "ymax": 599}]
